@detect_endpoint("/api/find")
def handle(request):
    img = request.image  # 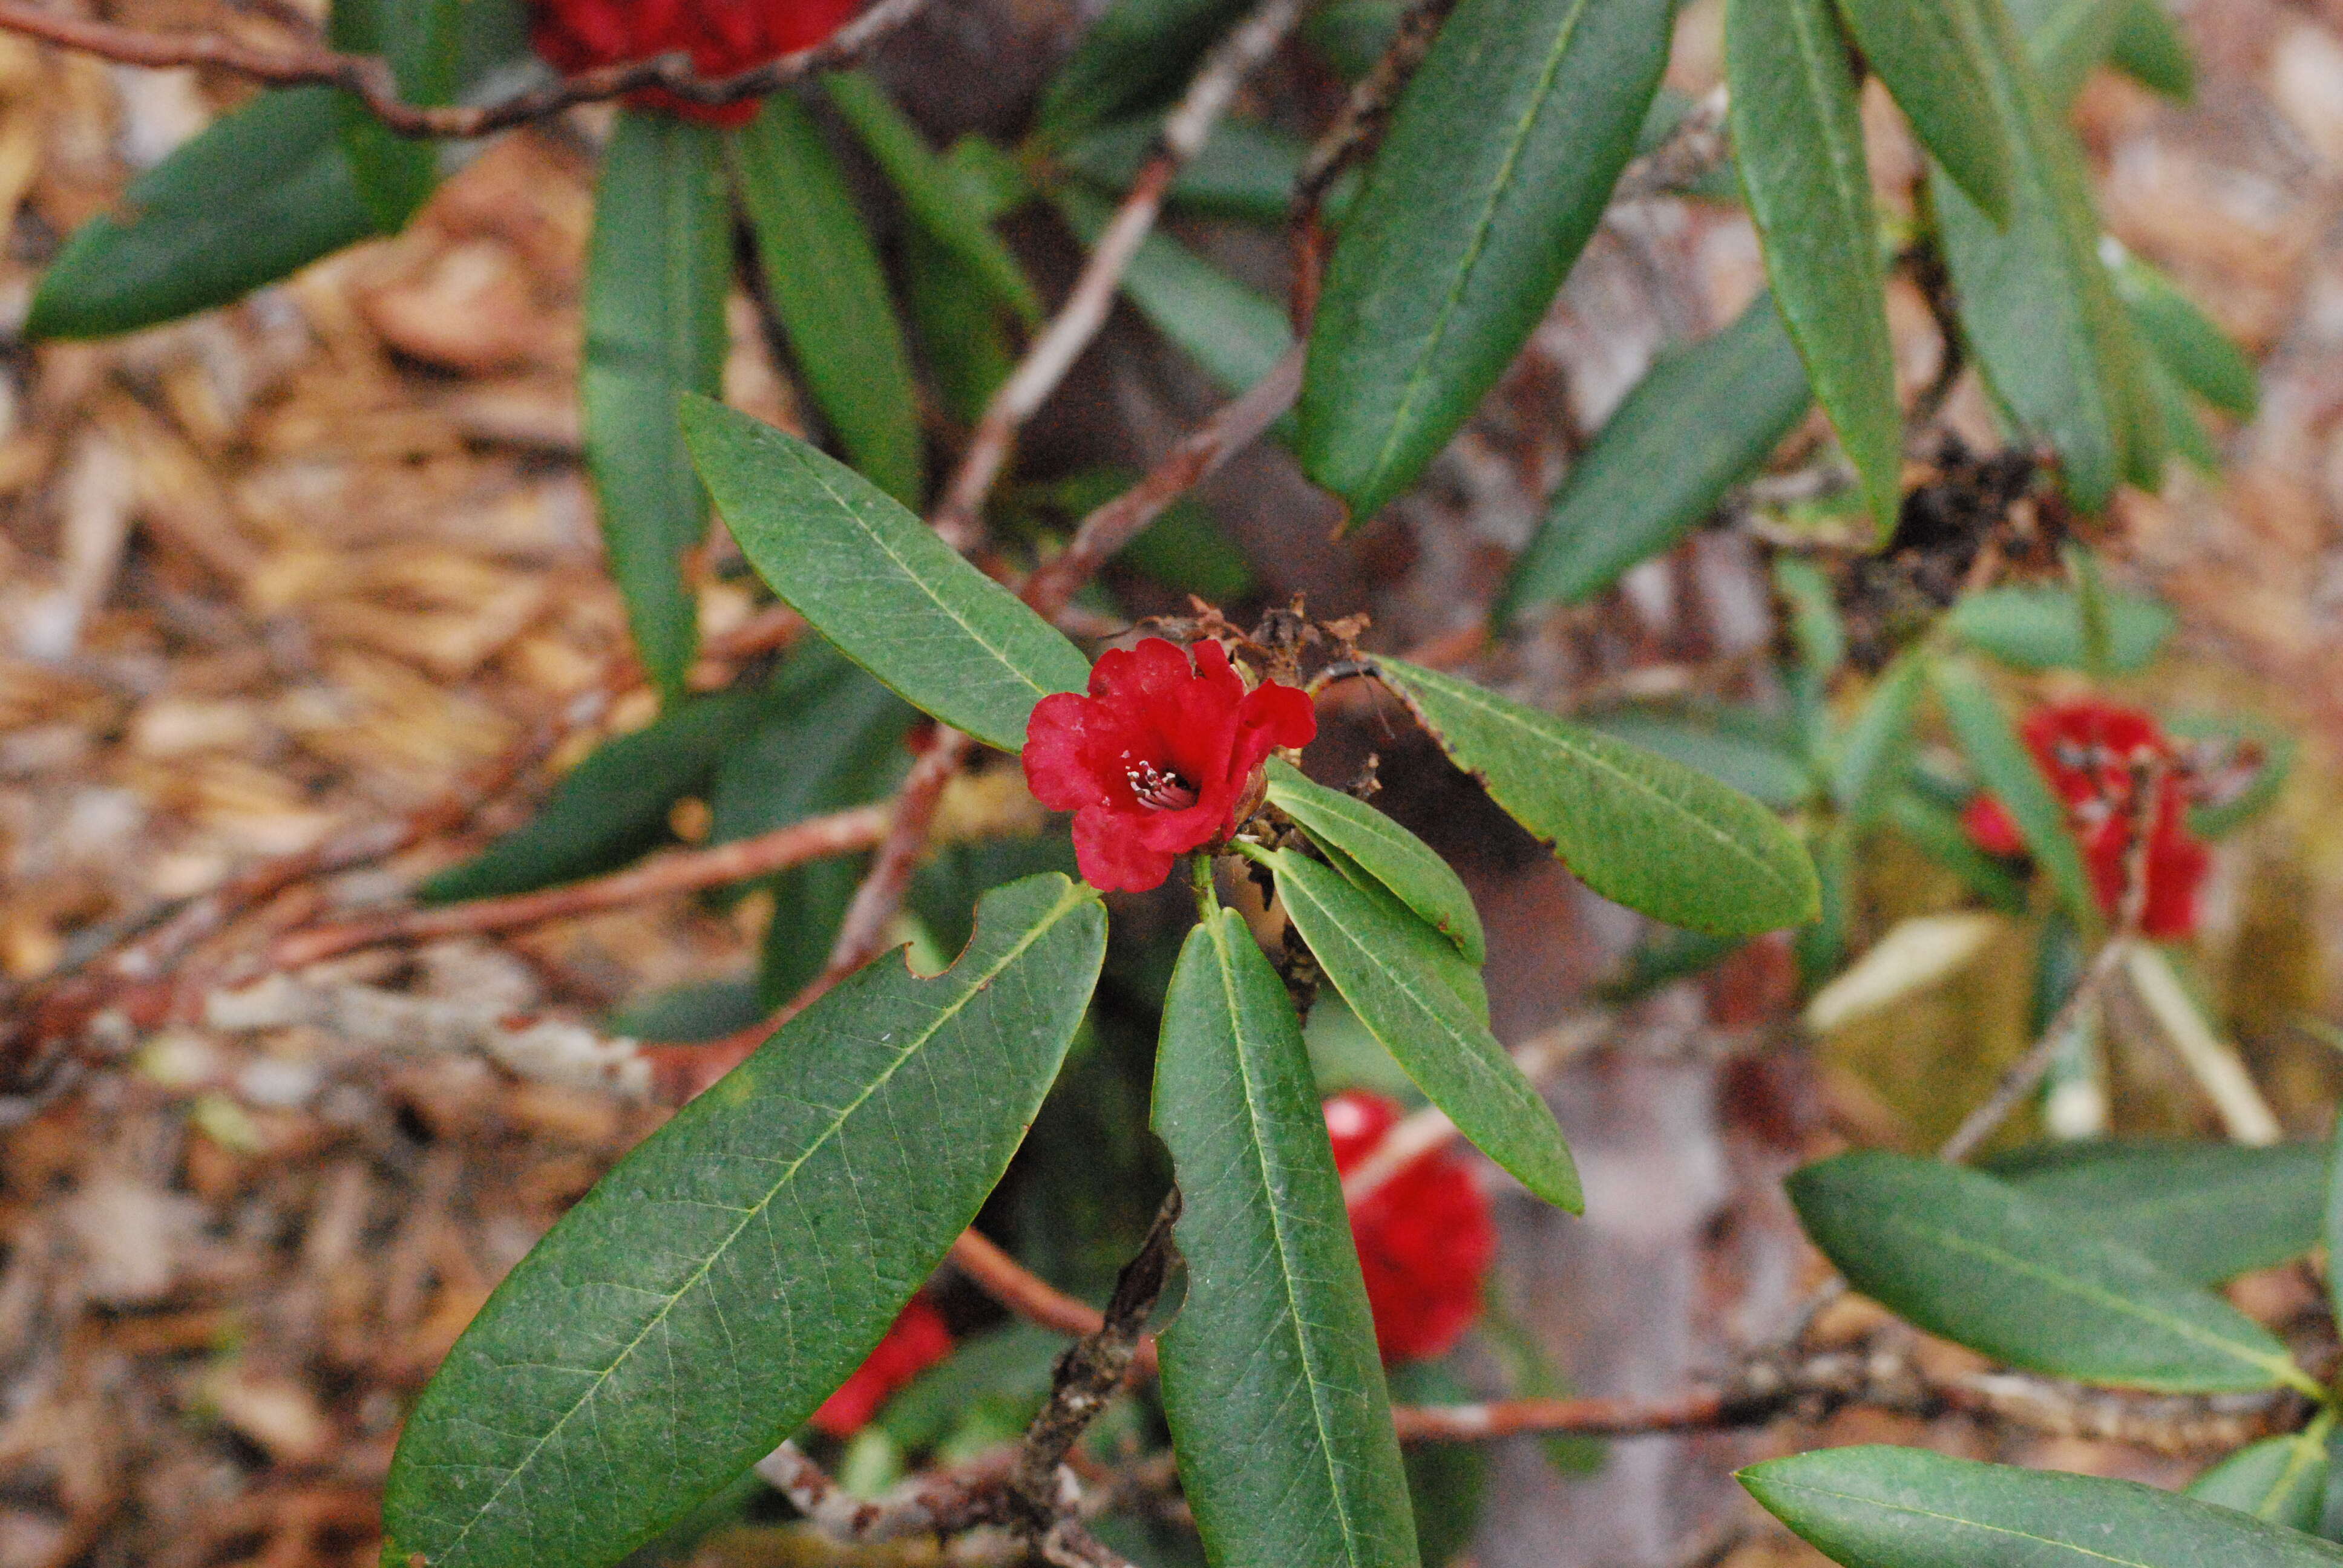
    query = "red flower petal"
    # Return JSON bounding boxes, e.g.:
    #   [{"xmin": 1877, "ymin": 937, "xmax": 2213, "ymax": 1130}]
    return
[
  {"xmin": 529, "ymin": 0, "xmax": 861, "ymax": 125},
  {"xmin": 1324, "ymin": 1091, "xmax": 1493, "ymax": 1364},
  {"xmin": 810, "ymin": 1296, "xmax": 954, "ymax": 1437}
]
